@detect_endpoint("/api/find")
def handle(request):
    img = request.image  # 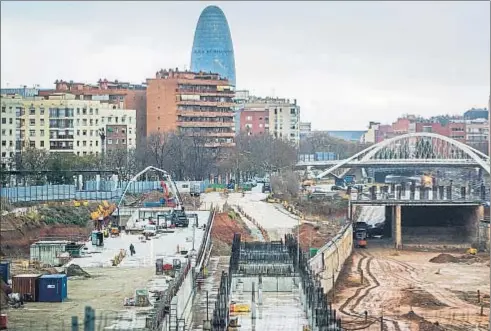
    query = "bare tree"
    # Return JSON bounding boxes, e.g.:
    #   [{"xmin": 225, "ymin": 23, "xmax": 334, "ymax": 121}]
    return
[{"xmin": 145, "ymin": 132, "xmax": 174, "ymax": 171}]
